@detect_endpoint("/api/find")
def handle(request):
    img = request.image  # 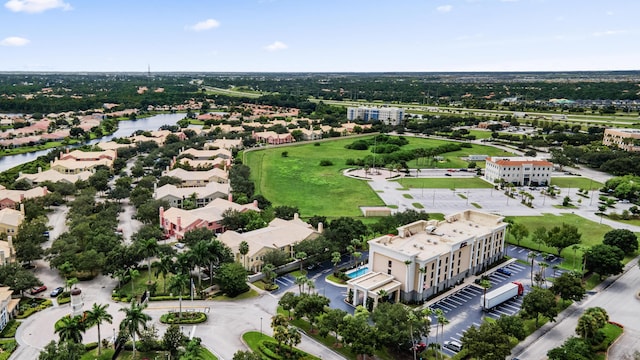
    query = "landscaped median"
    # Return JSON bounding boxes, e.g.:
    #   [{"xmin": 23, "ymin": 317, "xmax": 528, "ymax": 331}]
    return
[
  {"xmin": 242, "ymin": 331, "xmax": 319, "ymax": 360},
  {"xmin": 160, "ymin": 311, "xmax": 207, "ymax": 324}
]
